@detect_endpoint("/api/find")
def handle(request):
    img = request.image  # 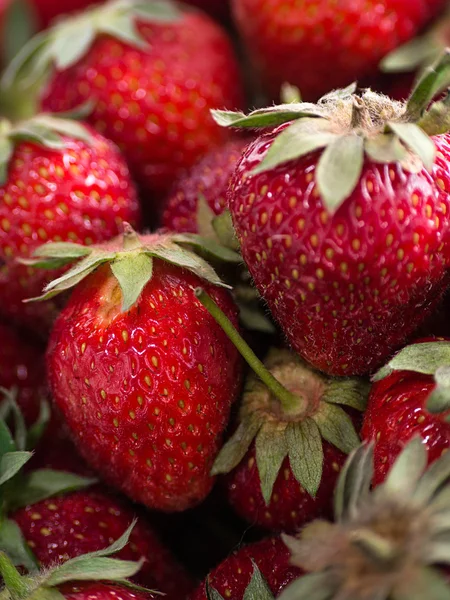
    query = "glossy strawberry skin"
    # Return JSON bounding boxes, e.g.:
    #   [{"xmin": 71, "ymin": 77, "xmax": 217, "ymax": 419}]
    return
[
  {"xmin": 190, "ymin": 536, "xmax": 302, "ymax": 600},
  {"xmin": 12, "ymin": 488, "xmax": 193, "ymax": 600},
  {"xmin": 361, "ymin": 367, "xmax": 450, "ymax": 486},
  {"xmin": 162, "ymin": 139, "xmax": 248, "ymax": 233},
  {"xmin": 47, "ymin": 259, "xmax": 243, "ymax": 511},
  {"xmin": 0, "ymin": 130, "xmax": 140, "ymax": 334},
  {"xmin": 232, "ymin": 0, "xmax": 446, "ymax": 101},
  {"xmin": 41, "ymin": 12, "xmax": 244, "ymax": 200},
  {"xmin": 229, "ymin": 128, "xmax": 450, "ymax": 376},
  {"xmin": 60, "ymin": 582, "xmax": 152, "ymax": 600},
  {"xmin": 224, "ymin": 440, "xmax": 346, "ymax": 533}
]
